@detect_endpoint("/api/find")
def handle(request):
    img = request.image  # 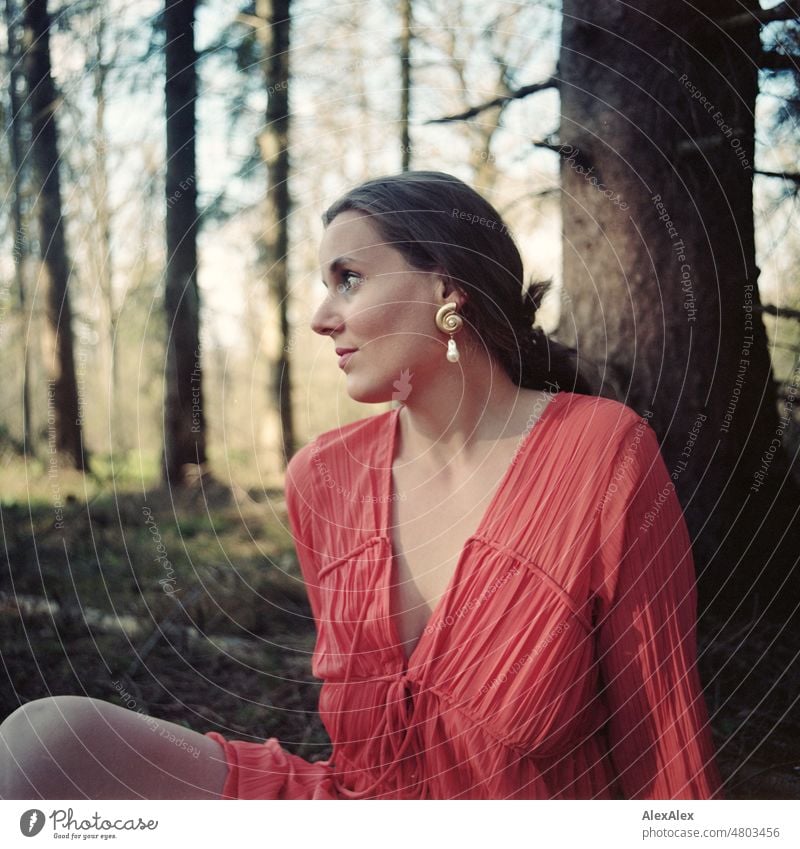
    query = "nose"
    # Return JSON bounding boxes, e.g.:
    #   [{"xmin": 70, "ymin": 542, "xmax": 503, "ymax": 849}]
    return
[{"xmin": 310, "ymin": 293, "xmax": 343, "ymax": 337}]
